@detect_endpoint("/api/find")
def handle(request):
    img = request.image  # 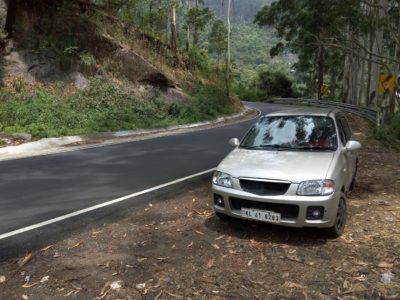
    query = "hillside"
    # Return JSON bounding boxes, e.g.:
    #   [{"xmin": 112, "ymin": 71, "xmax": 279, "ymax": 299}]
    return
[{"xmin": 0, "ymin": 0, "xmax": 241, "ymax": 141}]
